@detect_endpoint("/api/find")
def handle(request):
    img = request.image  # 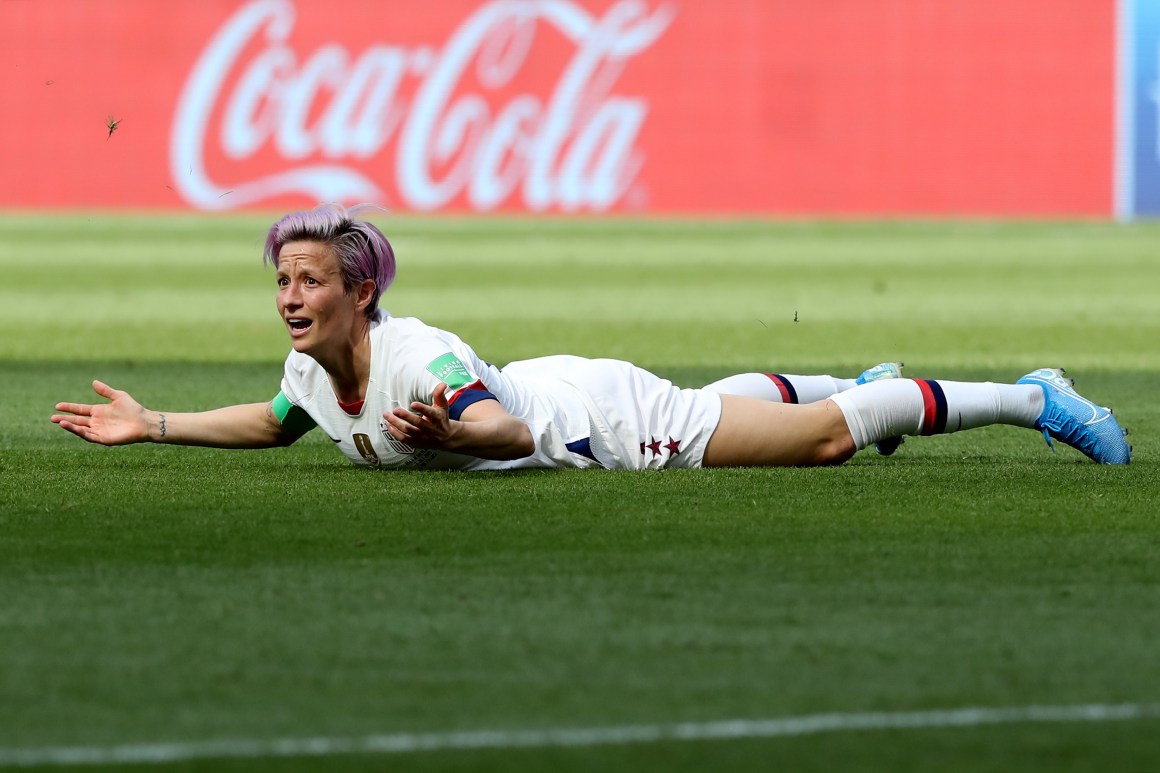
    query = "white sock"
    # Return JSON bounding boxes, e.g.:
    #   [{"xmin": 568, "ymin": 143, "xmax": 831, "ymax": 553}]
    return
[
  {"xmin": 703, "ymin": 373, "xmax": 857, "ymax": 404},
  {"xmin": 830, "ymin": 379, "xmax": 1045, "ymax": 450}
]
